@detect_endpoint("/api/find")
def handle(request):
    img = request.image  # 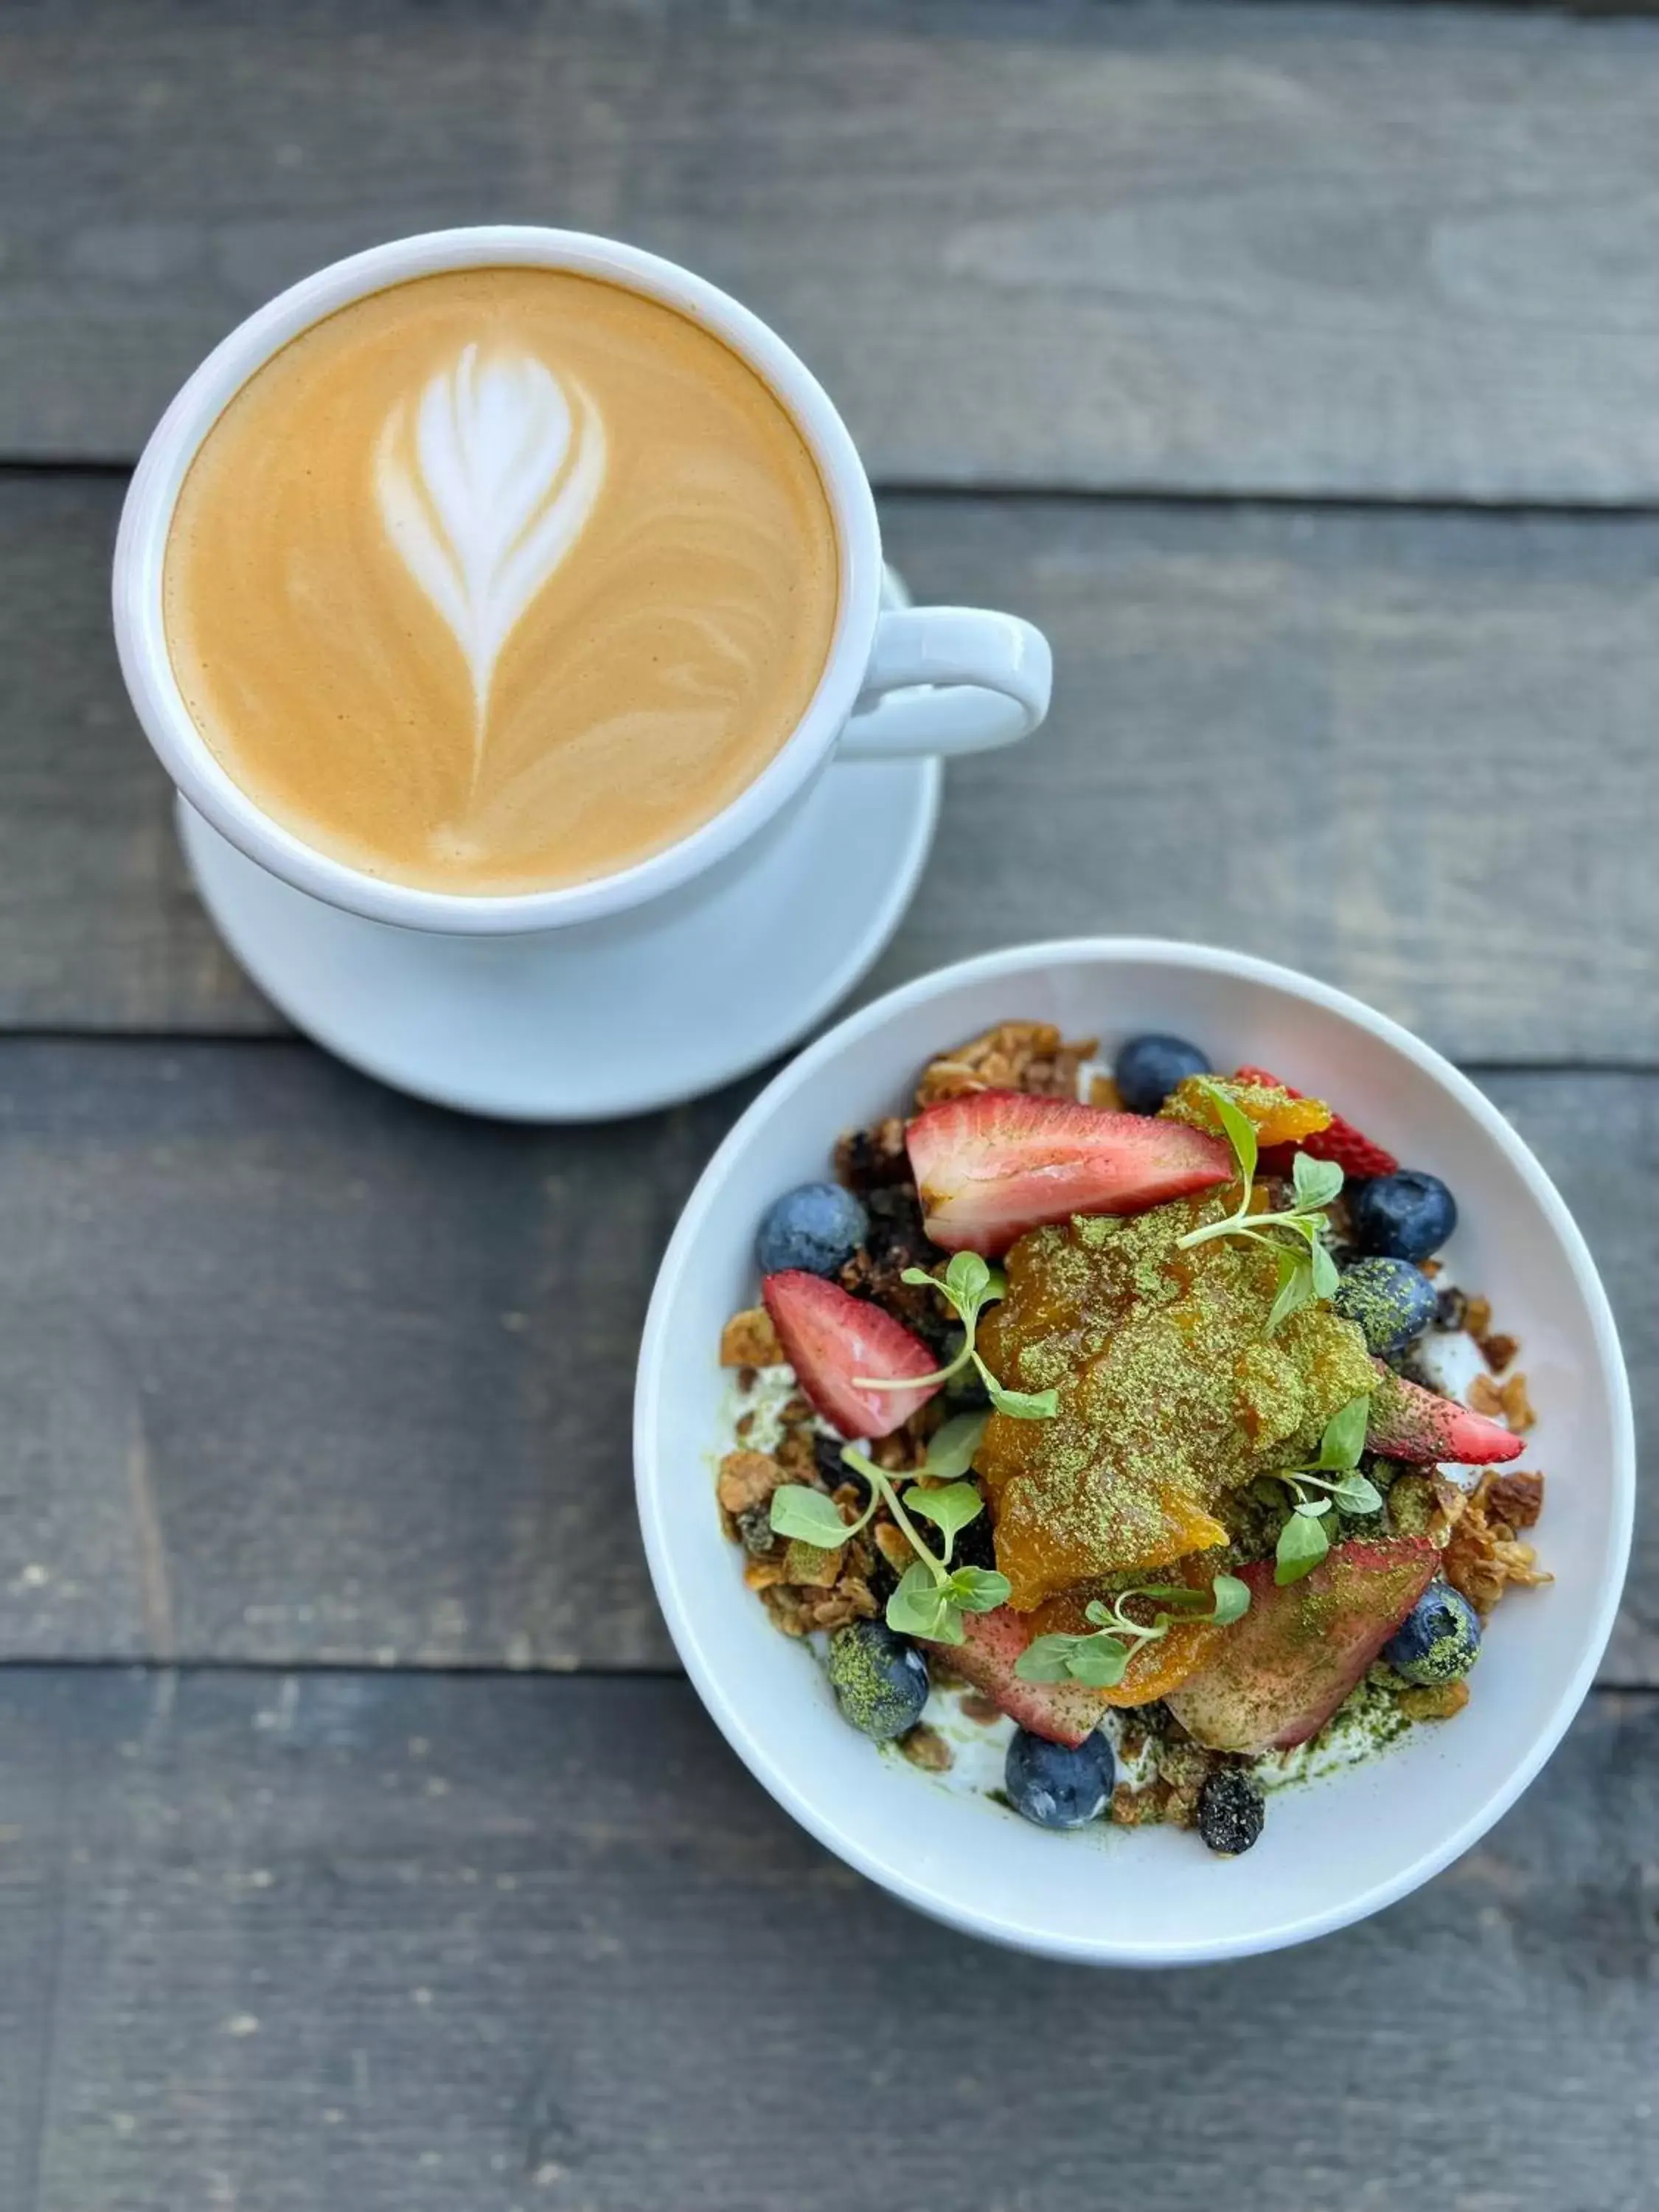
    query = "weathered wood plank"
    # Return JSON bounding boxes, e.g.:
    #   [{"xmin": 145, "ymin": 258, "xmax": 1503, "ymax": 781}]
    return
[
  {"xmin": 6, "ymin": 477, "xmax": 1659, "ymax": 1058},
  {"xmin": 876, "ymin": 498, "xmax": 1659, "ymax": 1065},
  {"xmin": 1, "ymin": 1669, "xmax": 1655, "ymax": 2212},
  {"xmin": 0, "ymin": 1677, "xmax": 63, "ymax": 2212},
  {"xmin": 0, "ymin": 1044, "xmax": 1649, "ymax": 1678},
  {"xmin": 0, "ymin": 1040, "xmax": 731, "ymax": 1671},
  {"xmin": 1489, "ymin": 1070, "xmax": 1655, "ymax": 1686},
  {"xmin": 0, "ymin": 476, "xmax": 260, "ymax": 1032},
  {"xmin": 7, "ymin": 1, "xmax": 1659, "ymax": 497}
]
